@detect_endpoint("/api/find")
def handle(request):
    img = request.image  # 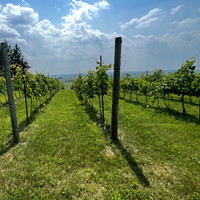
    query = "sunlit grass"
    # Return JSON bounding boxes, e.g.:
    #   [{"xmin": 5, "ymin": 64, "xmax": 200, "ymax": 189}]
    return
[
  {"xmin": 91, "ymin": 91, "xmax": 200, "ymax": 199},
  {"xmin": 0, "ymin": 91, "xmax": 56, "ymax": 152},
  {"xmin": 62, "ymin": 82, "xmax": 72, "ymax": 90}
]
